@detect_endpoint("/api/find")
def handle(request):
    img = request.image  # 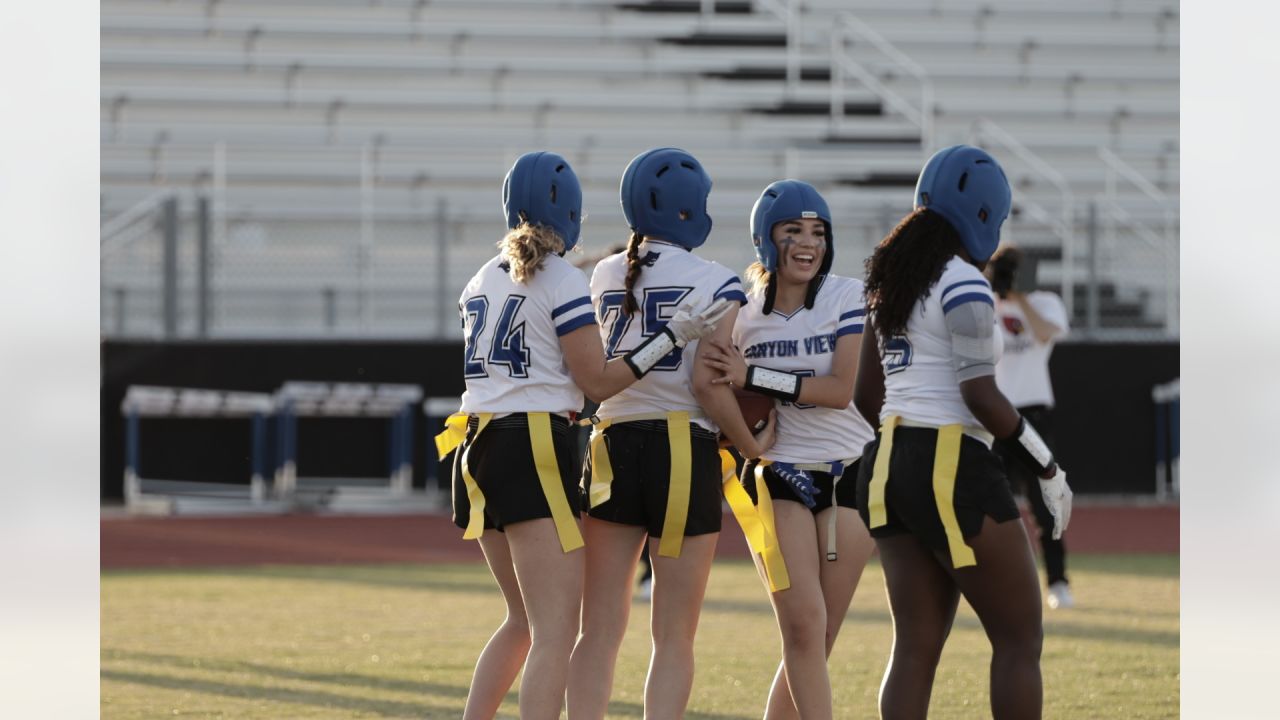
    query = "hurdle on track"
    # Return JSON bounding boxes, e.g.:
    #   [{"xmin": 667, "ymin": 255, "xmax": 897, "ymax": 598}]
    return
[
  {"xmin": 120, "ymin": 385, "xmax": 276, "ymax": 514},
  {"xmin": 1152, "ymin": 378, "xmax": 1180, "ymax": 501},
  {"xmin": 273, "ymin": 381, "xmax": 424, "ymax": 509}
]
